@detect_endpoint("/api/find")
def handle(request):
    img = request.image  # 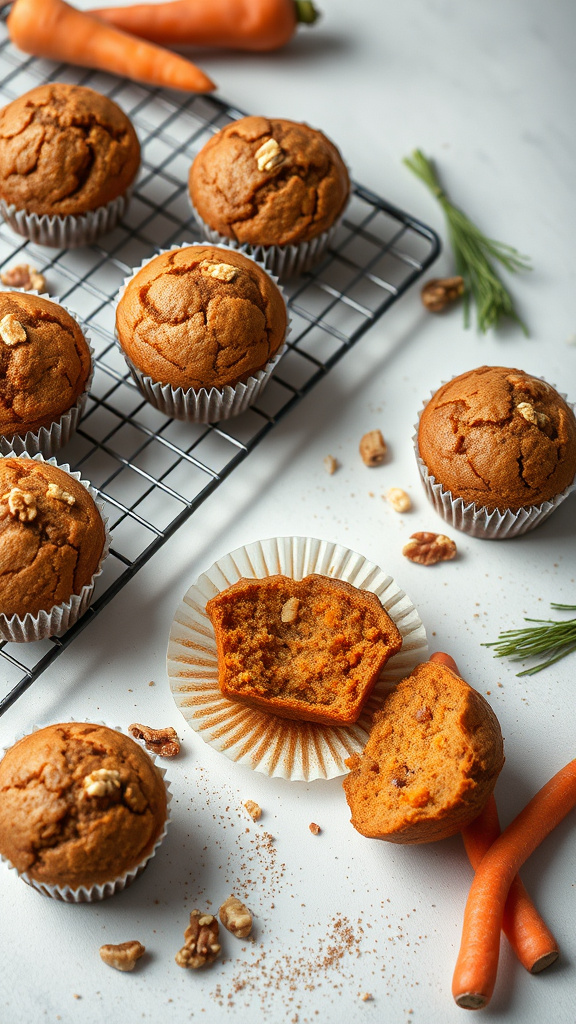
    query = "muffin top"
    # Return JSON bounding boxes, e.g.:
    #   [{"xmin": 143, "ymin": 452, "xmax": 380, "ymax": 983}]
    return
[
  {"xmin": 0, "ymin": 83, "xmax": 140, "ymax": 217},
  {"xmin": 116, "ymin": 245, "xmax": 287, "ymax": 390},
  {"xmin": 418, "ymin": 365, "xmax": 576, "ymax": 511},
  {"xmin": 0, "ymin": 457, "xmax": 105, "ymax": 619},
  {"xmin": 0, "ymin": 291, "xmax": 91, "ymax": 438},
  {"xmin": 189, "ymin": 116, "xmax": 350, "ymax": 247},
  {"xmin": 0, "ymin": 723, "xmax": 168, "ymax": 889}
]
